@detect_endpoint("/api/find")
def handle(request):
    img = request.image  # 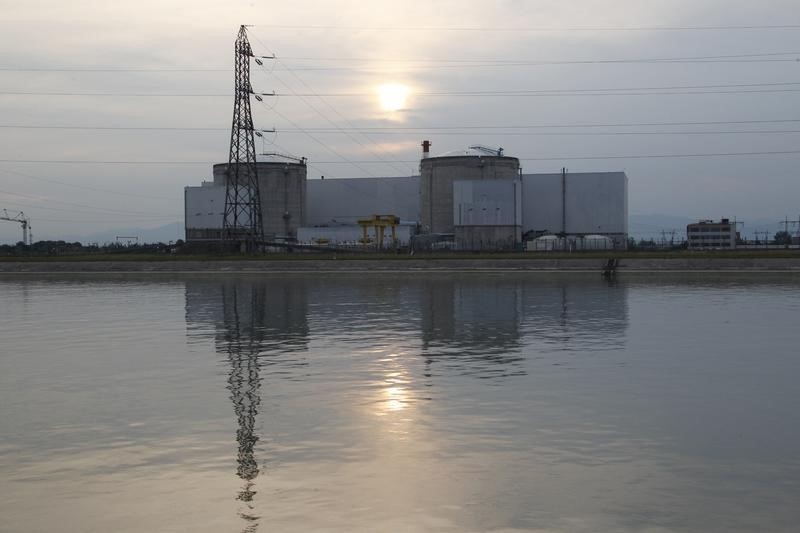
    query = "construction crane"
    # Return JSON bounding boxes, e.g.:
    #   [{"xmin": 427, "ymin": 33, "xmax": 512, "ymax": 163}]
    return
[
  {"xmin": 1, "ymin": 209, "xmax": 31, "ymax": 245},
  {"xmin": 468, "ymin": 145, "xmax": 504, "ymax": 157},
  {"xmin": 260, "ymin": 151, "xmax": 307, "ymax": 165}
]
